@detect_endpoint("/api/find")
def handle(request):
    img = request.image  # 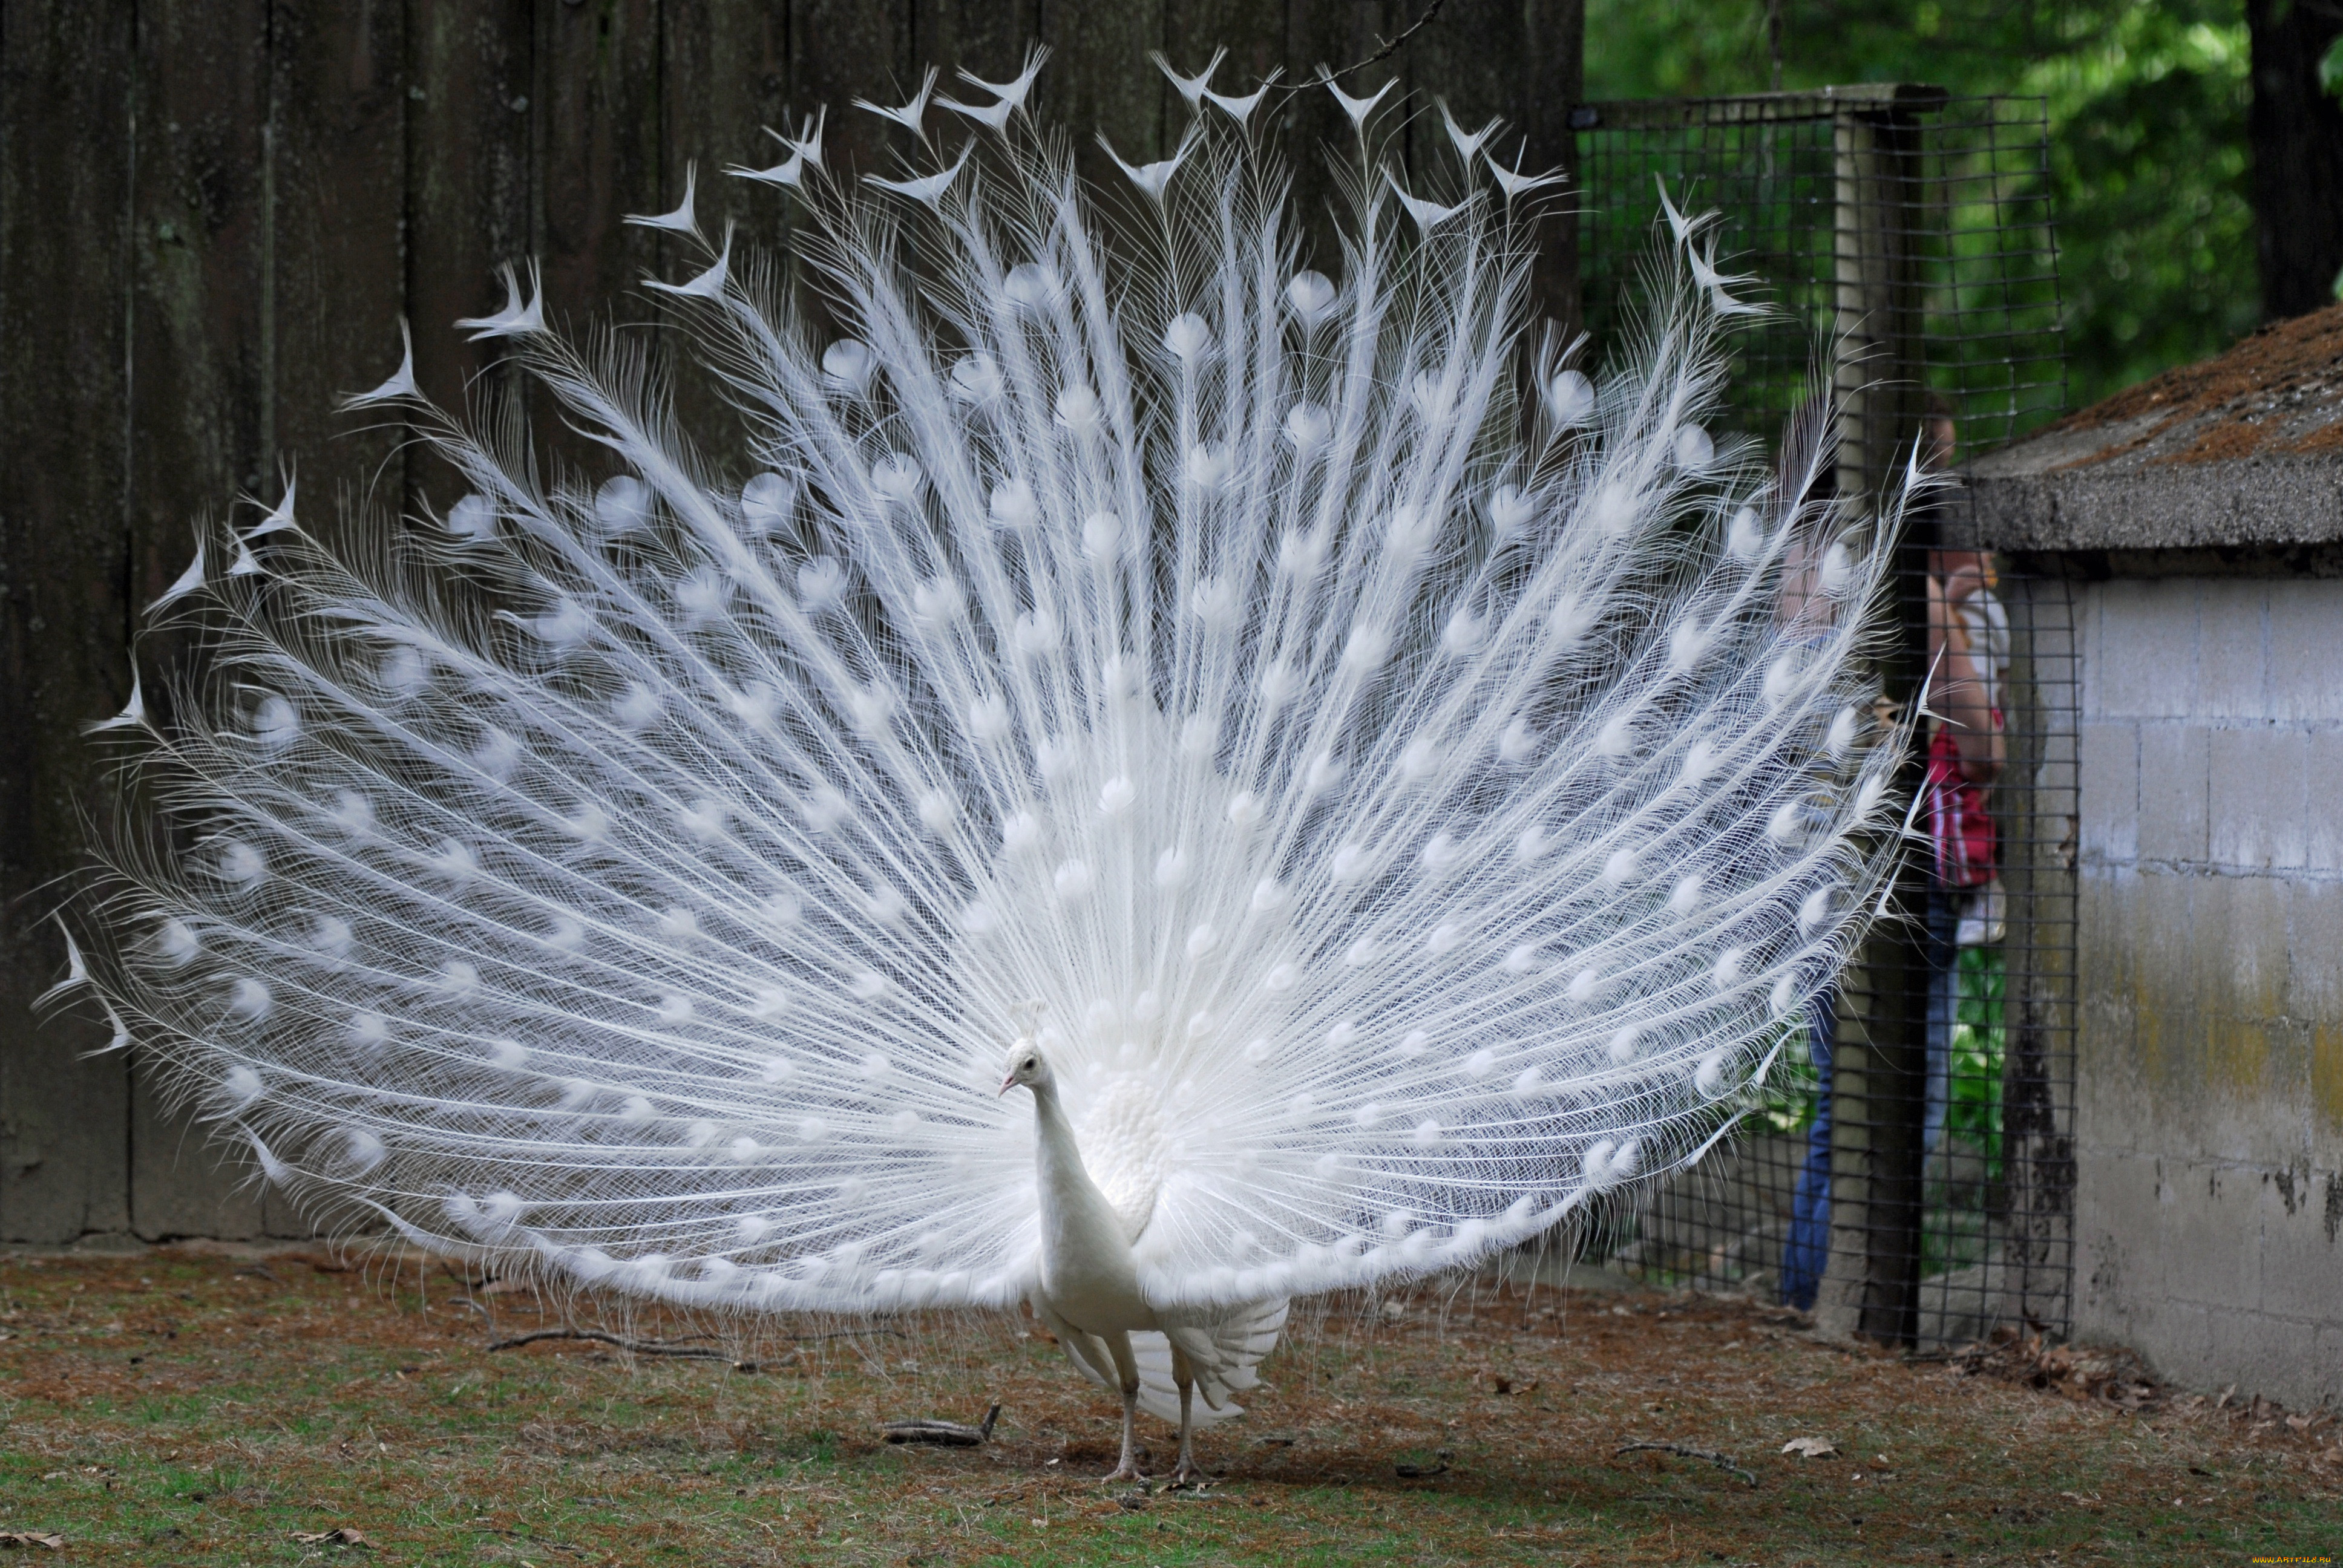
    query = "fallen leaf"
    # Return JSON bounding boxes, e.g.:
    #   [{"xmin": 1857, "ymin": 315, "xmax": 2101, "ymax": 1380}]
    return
[
  {"xmin": 0, "ymin": 1535, "xmax": 65, "ymax": 1550},
  {"xmin": 290, "ymin": 1527, "xmax": 371, "ymax": 1546},
  {"xmin": 1781, "ymin": 1436, "xmax": 1838, "ymax": 1459}
]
